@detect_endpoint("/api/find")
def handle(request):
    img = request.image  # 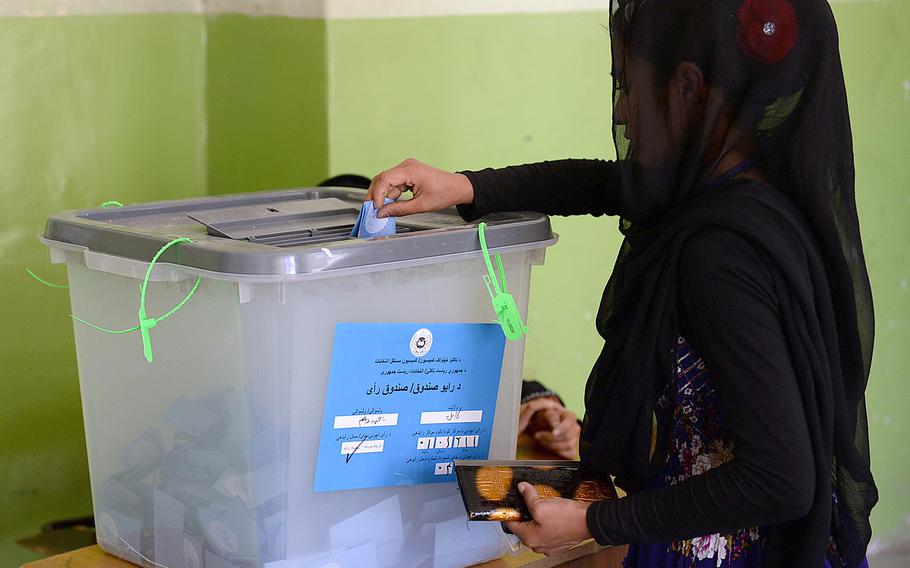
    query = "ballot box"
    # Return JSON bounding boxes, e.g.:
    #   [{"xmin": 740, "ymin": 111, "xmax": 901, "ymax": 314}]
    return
[{"xmin": 41, "ymin": 187, "xmax": 557, "ymax": 568}]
